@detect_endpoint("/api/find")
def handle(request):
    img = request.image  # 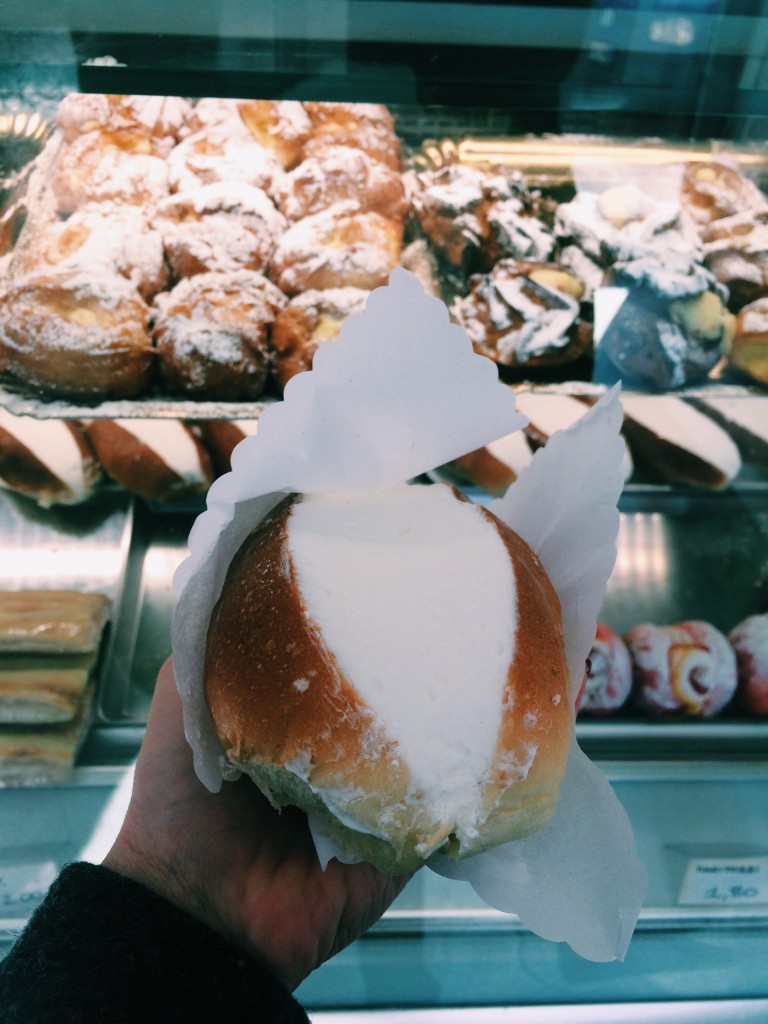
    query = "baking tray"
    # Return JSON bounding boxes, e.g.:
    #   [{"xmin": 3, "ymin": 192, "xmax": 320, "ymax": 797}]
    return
[{"xmin": 0, "ymin": 487, "xmax": 132, "ymax": 599}]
